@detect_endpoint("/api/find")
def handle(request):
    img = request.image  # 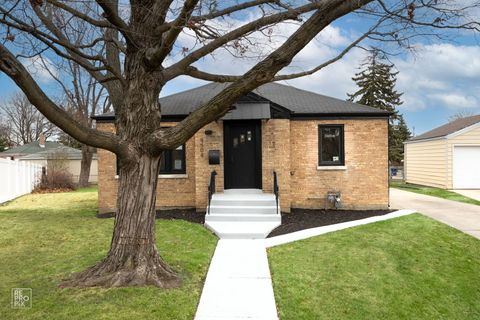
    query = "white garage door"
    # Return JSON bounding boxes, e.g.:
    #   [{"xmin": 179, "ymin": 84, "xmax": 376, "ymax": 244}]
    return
[{"xmin": 453, "ymin": 146, "xmax": 480, "ymax": 189}]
